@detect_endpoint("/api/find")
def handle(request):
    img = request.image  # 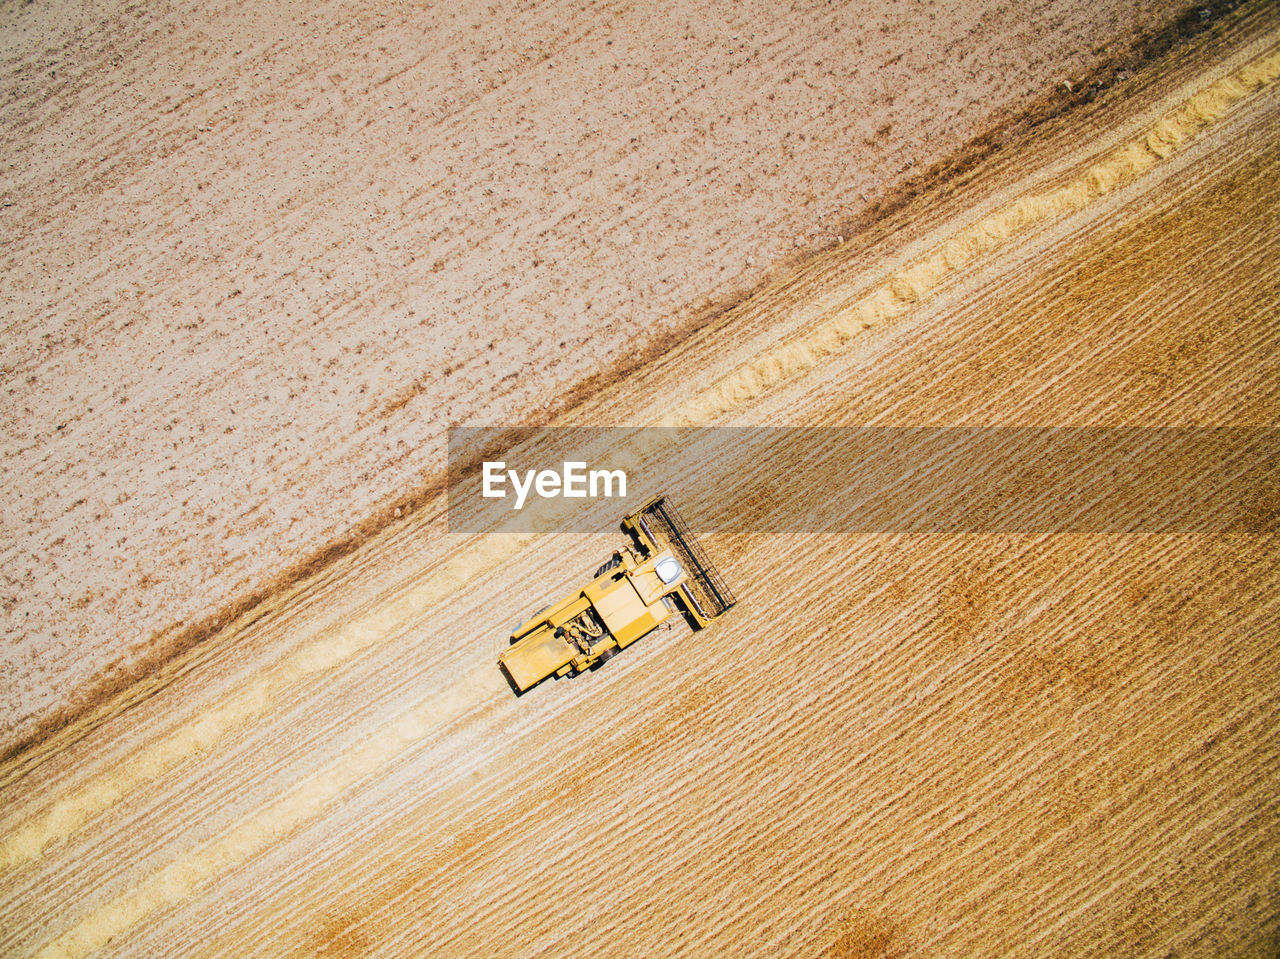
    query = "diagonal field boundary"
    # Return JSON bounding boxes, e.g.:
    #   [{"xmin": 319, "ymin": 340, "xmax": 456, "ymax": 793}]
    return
[
  {"xmin": 13, "ymin": 42, "xmax": 1280, "ymax": 959},
  {"xmin": 661, "ymin": 46, "xmax": 1280, "ymax": 427},
  {"xmin": 0, "ymin": 532, "xmax": 532, "ymax": 872}
]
